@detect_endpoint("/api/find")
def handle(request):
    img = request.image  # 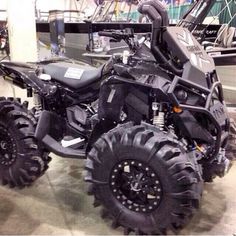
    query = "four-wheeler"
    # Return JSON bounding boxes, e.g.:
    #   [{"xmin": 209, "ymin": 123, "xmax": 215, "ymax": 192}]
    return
[{"xmin": 0, "ymin": 0, "xmax": 235, "ymax": 234}]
